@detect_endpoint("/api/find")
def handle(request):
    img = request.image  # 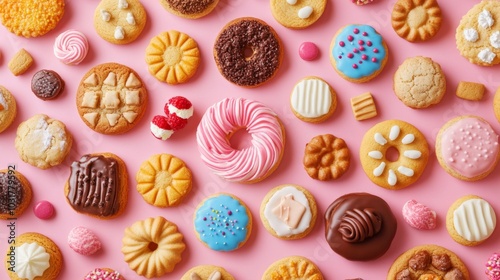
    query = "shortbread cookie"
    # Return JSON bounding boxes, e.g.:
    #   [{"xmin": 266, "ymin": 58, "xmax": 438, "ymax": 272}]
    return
[
  {"xmin": 350, "ymin": 92, "xmax": 377, "ymax": 121},
  {"xmin": 94, "ymin": 0, "xmax": 147, "ymax": 44},
  {"xmin": 391, "ymin": 0, "xmax": 442, "ymax": 42},
  {"xmin": 145, "ymin": 30, "xmax": 200, "ymax": 84},
  {"xmin": 8, "ymin": 49, "xmax": 34, "ymax": 76},
  {"xmin": 303, "ymin": 134, "xmax": 350, "ymax": 181},
  {"xmin": 270, "ymin": 0, "xmax": 327, "ymax": 29},
  {"xmin": 446, "ymin": 195, "xmax": 496, "ymax": 246},
  {"xmin": 360, "ymin": 119, "xmax": 429, "ymax": 189},
  {"xmin": 436, "ymin": 115, "xmax": 500, "ymax": 181},
  {"xmin": 15, "ymin": 114, "xmax": 72, "ymax": 169},
  {"xmin": 290, "ymin": 76, "xmax": 336, "ymax": 123},
  {"xmin": 262, "ymin": 256, "xmax": 324, "ymax": 280},
  {"xmin": 394, "ymin": 56, "xmax": 446, "ymax": 108},
  {"xmin": 456, "ymin": 81, "xmax": 485, "ymax": 101},
  {"xmin": 136, "ymin": 154, "xmax": 192, "ymax": 207},
  {"xmin": 456, "ymin": 1, "xmax": 500, "ymax": 66},
  {"xmin": 31, "ymin": 70, "xmax": 65, "ymax": 100},
  {"xmin": 76, "ymin": 62, "xmax": 148, "ymax": 134},
  {"xmin": 181, "ymin": 265, "xmax": 234, "ymax": 280},
  {"xmin": 387, "ymin": 244, "xmax": 470, "ymax": 280},
  {"xmin": 122, "ymin": 216, "xmax": 185, "ymax": 278},
  {"xmin": 84, "ymin": 268, "xmax": 124, "ymax": 280},
  {"xmin": 0, "ymin": 169, "xmax": 32, "ymax": 220},
  {"xmin": 159, "ymin": 0, "xmax": 219, "ymax": 19},
  {"xmin": 495, "ymin": 87, "xmax": 500, "ymax": 123},
  {"xmin": 330, "ymin": 24, "xmax": 388, "ymax": 83},
  {"xmin": 65, "ymin": 153, "xmax": 128, "ymax": 219},
  {"xmin": 194, "ymin": 193, "xmax": 252, "ymax": 251},
  {"xmin": 5, "ymin": 232, "xmax": 63, "ymax": 280},
  {"xmin": 0, "ymin": 86, "xmax": 17, "ymax": 133},
  {"xmin": 260, "ymin": 184, "xmax": 317, "ymax": 240},
  {"xmin": 0, "ymin": 0, "xmax": 65, "ymax": 37}
]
